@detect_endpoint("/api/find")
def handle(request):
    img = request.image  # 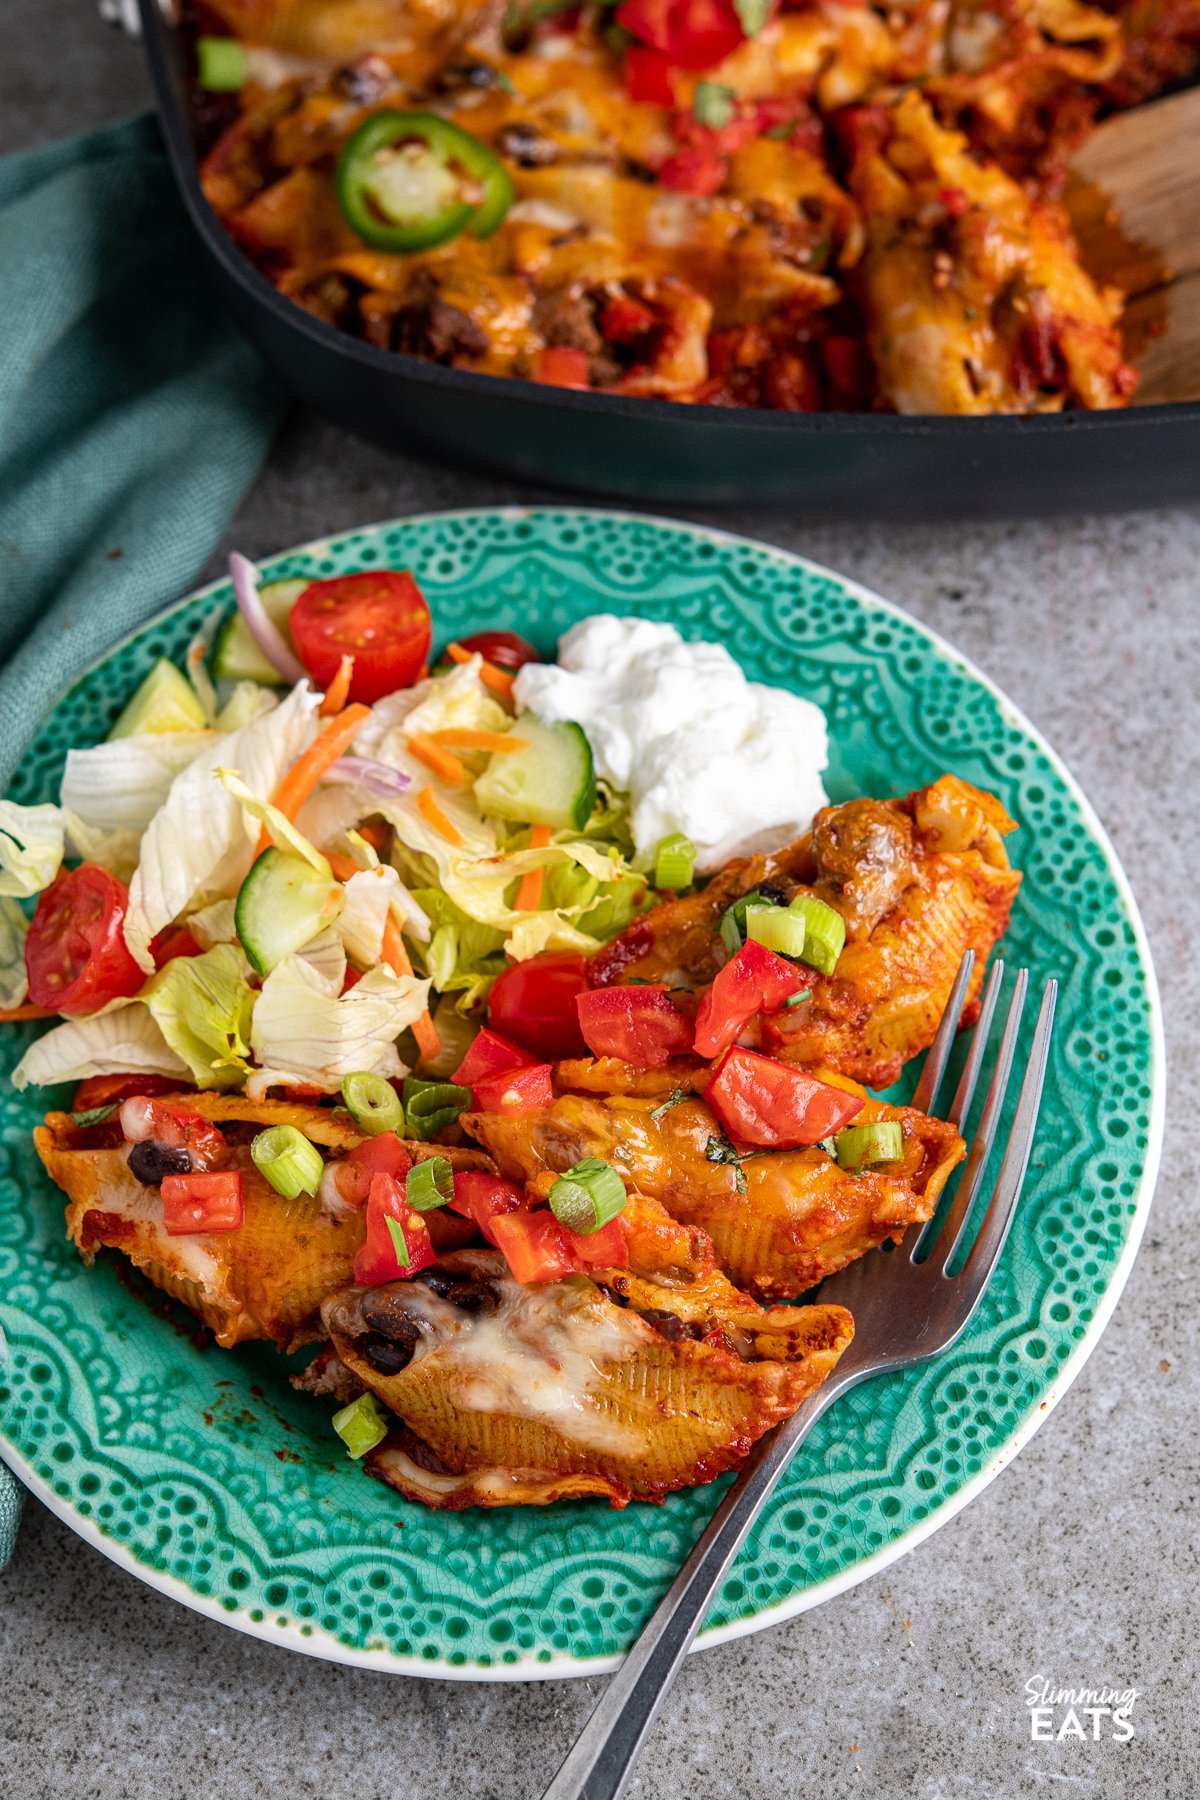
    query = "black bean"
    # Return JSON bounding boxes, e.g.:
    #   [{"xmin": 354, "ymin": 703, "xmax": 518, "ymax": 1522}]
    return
[
  {"xmin": 757, "ymin": 881, "xmax": 791, "ymax": 906},
  {"xmin": 495, "ymin": 122, "xmax": 560, "ymax": 167},
  {"xmin": 354, "ymin": 1325, "xmax": 418, "ymax": 1376},
  {"xmin": 637, "ymin": 1308, "xmax": 704, "ymax": 1343},
  {"xmin": 451, "ymin": 1281, "xmax": 500, "ymax": 1316},
  {"xmin": 413, "ymin": 1268, "xmax": 466, "ymax": 1299},
  {"xmin": 128, "ymin": 1140, "xmax": 191, "ymax": 1185},
  {"xmin": 436, "ymin": 60, "xmax": 502, "ymax": 93}
]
